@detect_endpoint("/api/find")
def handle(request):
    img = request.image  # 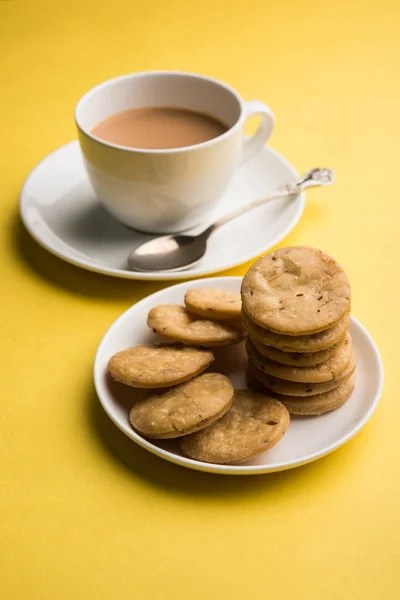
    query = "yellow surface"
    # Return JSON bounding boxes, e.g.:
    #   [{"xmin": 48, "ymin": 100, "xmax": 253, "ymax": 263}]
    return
[{"xmin": 0, "ymin": 1, "xmax": 399, "ymax": 598}]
